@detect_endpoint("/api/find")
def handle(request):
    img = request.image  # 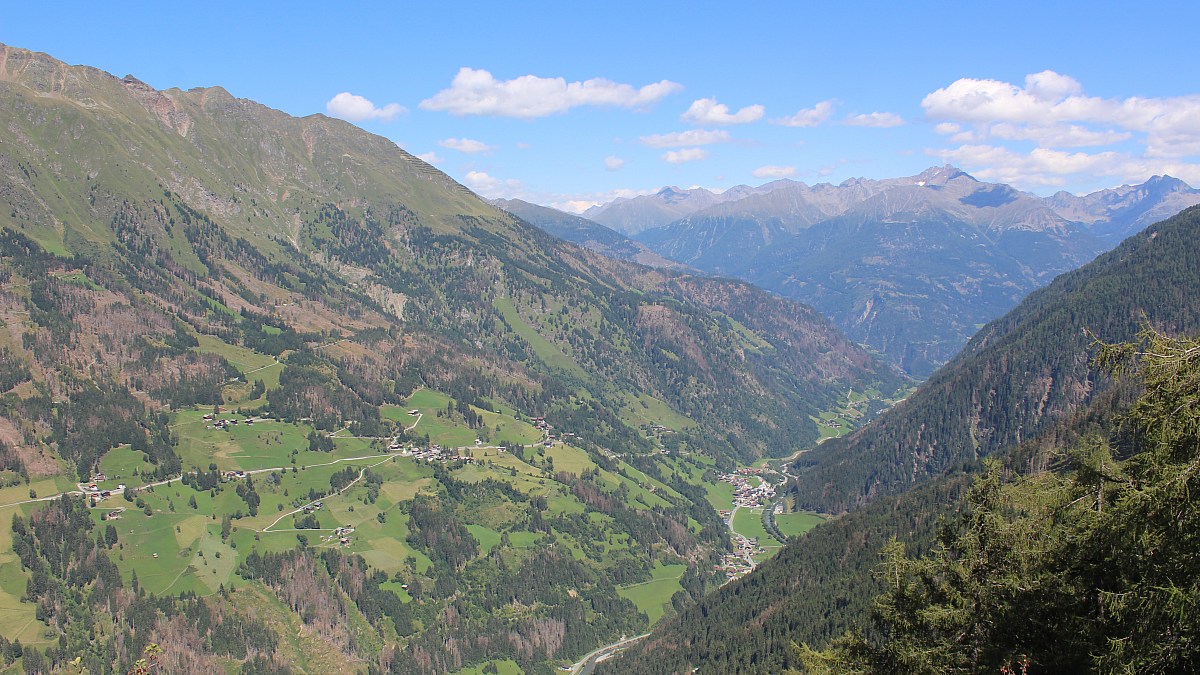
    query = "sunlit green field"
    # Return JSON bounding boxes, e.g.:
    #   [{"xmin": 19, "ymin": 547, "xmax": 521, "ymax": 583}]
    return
[
  {"xmin": 618, "ymin": 563, "xmax": 687, "ymax": 625},
  {"xmin": 0, "ymin": 359, "xmax": 816, "ymax": 655},
  {"xmin": 774, "ymin": 511, "xmax": 825, "ymax": 538},
  {"xmin": 449, "ymin": 659, "xmax": 524, "ymax": 675},
  {"xmin": 733, "ymin": 507, "xmax": 783, "ymax": 548},
  {"xmin": 0, "ymin": 505, "xmax": 51, "ymax": 645}
]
